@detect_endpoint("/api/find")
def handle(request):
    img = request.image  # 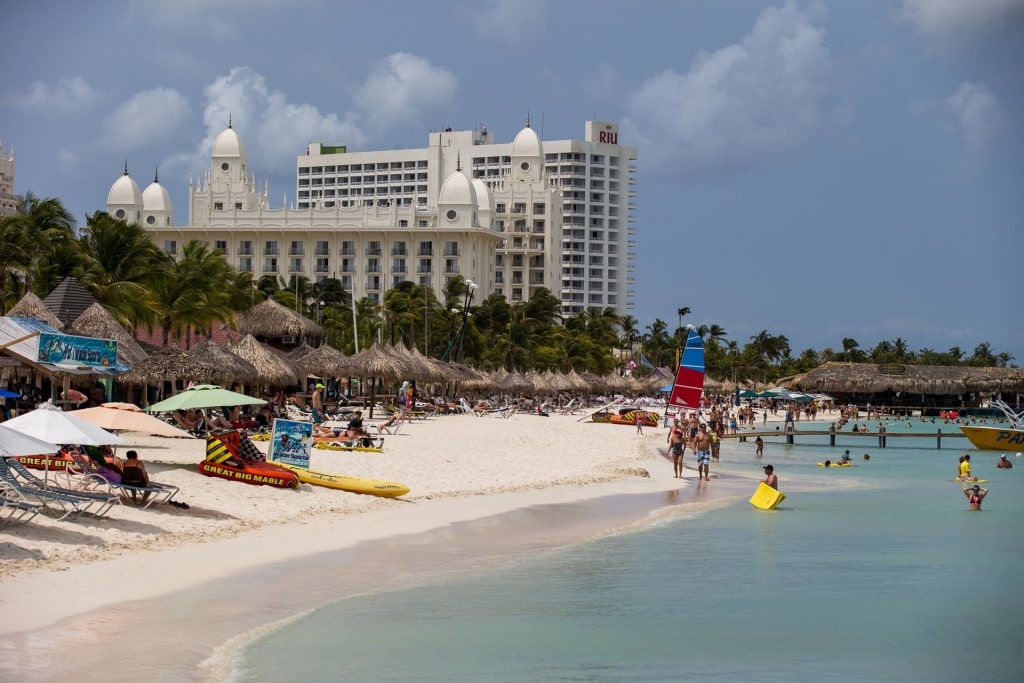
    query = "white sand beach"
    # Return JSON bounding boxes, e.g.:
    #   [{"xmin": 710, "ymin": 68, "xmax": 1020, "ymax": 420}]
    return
[{"xmin": 0, "ymin": 405, "xmax": 780, "ymax": 680}]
